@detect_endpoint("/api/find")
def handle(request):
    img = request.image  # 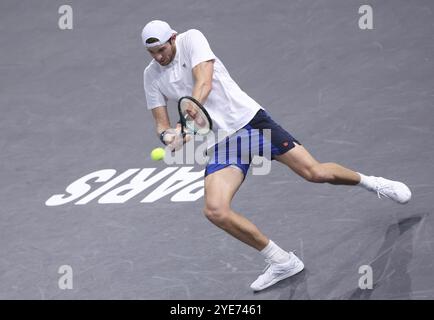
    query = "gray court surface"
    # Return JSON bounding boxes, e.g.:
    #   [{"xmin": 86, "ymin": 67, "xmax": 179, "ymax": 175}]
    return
[{"xmin": 1, "ymin": 0, "xmax": 433, "ymax": 300}]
